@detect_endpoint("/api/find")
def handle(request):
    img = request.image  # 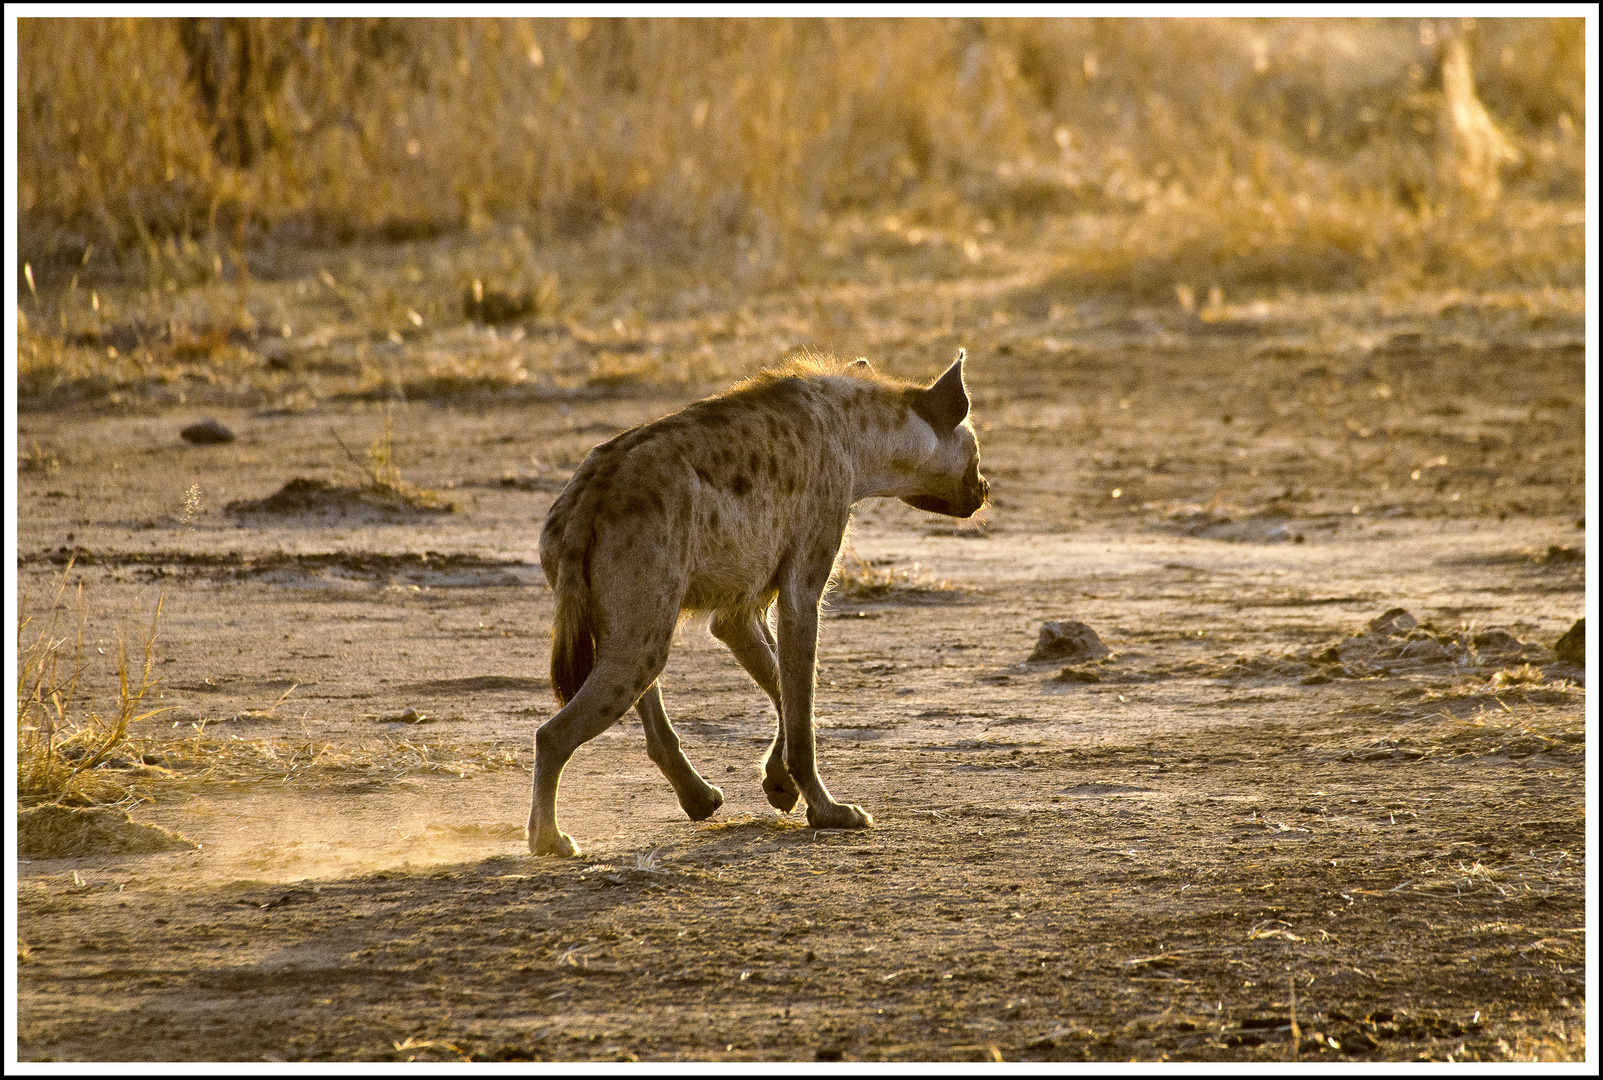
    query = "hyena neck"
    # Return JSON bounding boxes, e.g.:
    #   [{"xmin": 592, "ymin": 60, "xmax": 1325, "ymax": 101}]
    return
[{"xmin": 839, "ymin": 379, "xmax": 941, "ymax": 504}]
